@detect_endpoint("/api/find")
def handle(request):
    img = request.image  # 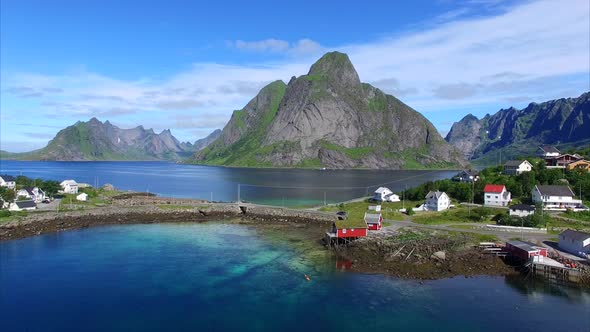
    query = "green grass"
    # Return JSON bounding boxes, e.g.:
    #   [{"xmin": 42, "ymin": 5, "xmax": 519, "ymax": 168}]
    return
[
  {"xmin": 471, "ymin": 233, "xmax": 499, "ymax": 243},
  {"xmin": 561, "ymin": 210, "xmax": 590, "ymax": 222},
  {"xmin": 319, "ymin": 199, "xmax": 416, "ymax": 223},
  {"xmin": 412, "ymin": 206, "xmax": 506, "ymax": 225},
  {"xmin": 319, "ymin": 141, "xmax": 375, "ymax": 160}
]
